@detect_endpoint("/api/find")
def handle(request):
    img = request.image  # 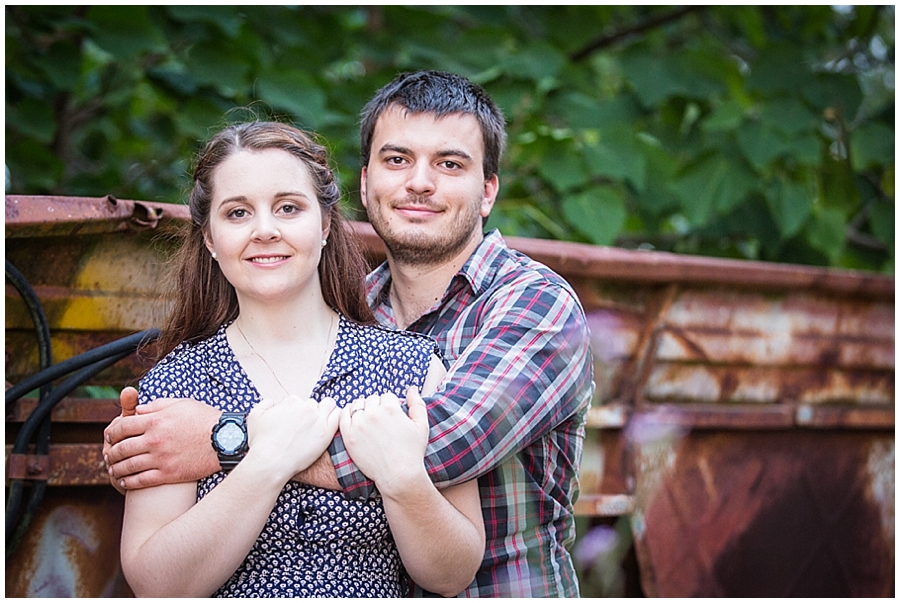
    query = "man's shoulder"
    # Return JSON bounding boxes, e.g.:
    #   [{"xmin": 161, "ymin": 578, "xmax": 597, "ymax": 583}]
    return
[{"xmin": 484, "ymin": 239, "xmax": 582, "ymax": 306}]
